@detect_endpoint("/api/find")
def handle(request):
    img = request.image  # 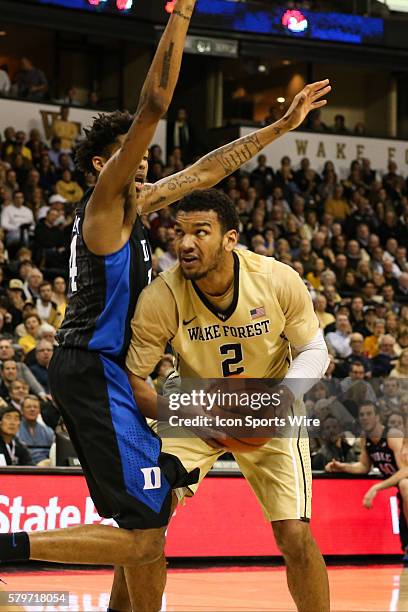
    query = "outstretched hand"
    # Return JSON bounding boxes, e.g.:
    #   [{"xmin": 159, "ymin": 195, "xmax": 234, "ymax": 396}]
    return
[{"xmin": 283, "ymin": 79, "xmax": 331, "ymax": 131}]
